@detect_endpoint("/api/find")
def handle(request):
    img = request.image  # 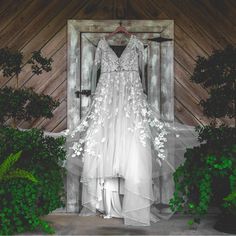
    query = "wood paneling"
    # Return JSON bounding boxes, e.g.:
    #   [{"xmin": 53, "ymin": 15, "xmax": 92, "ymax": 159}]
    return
[
  {"xmin": 0, "ymin": 0, "xmax": 33, "ymax": 33},
  {"xmin": 0, "ymin": 0, "xmax": 235, "ymax": 132}
]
